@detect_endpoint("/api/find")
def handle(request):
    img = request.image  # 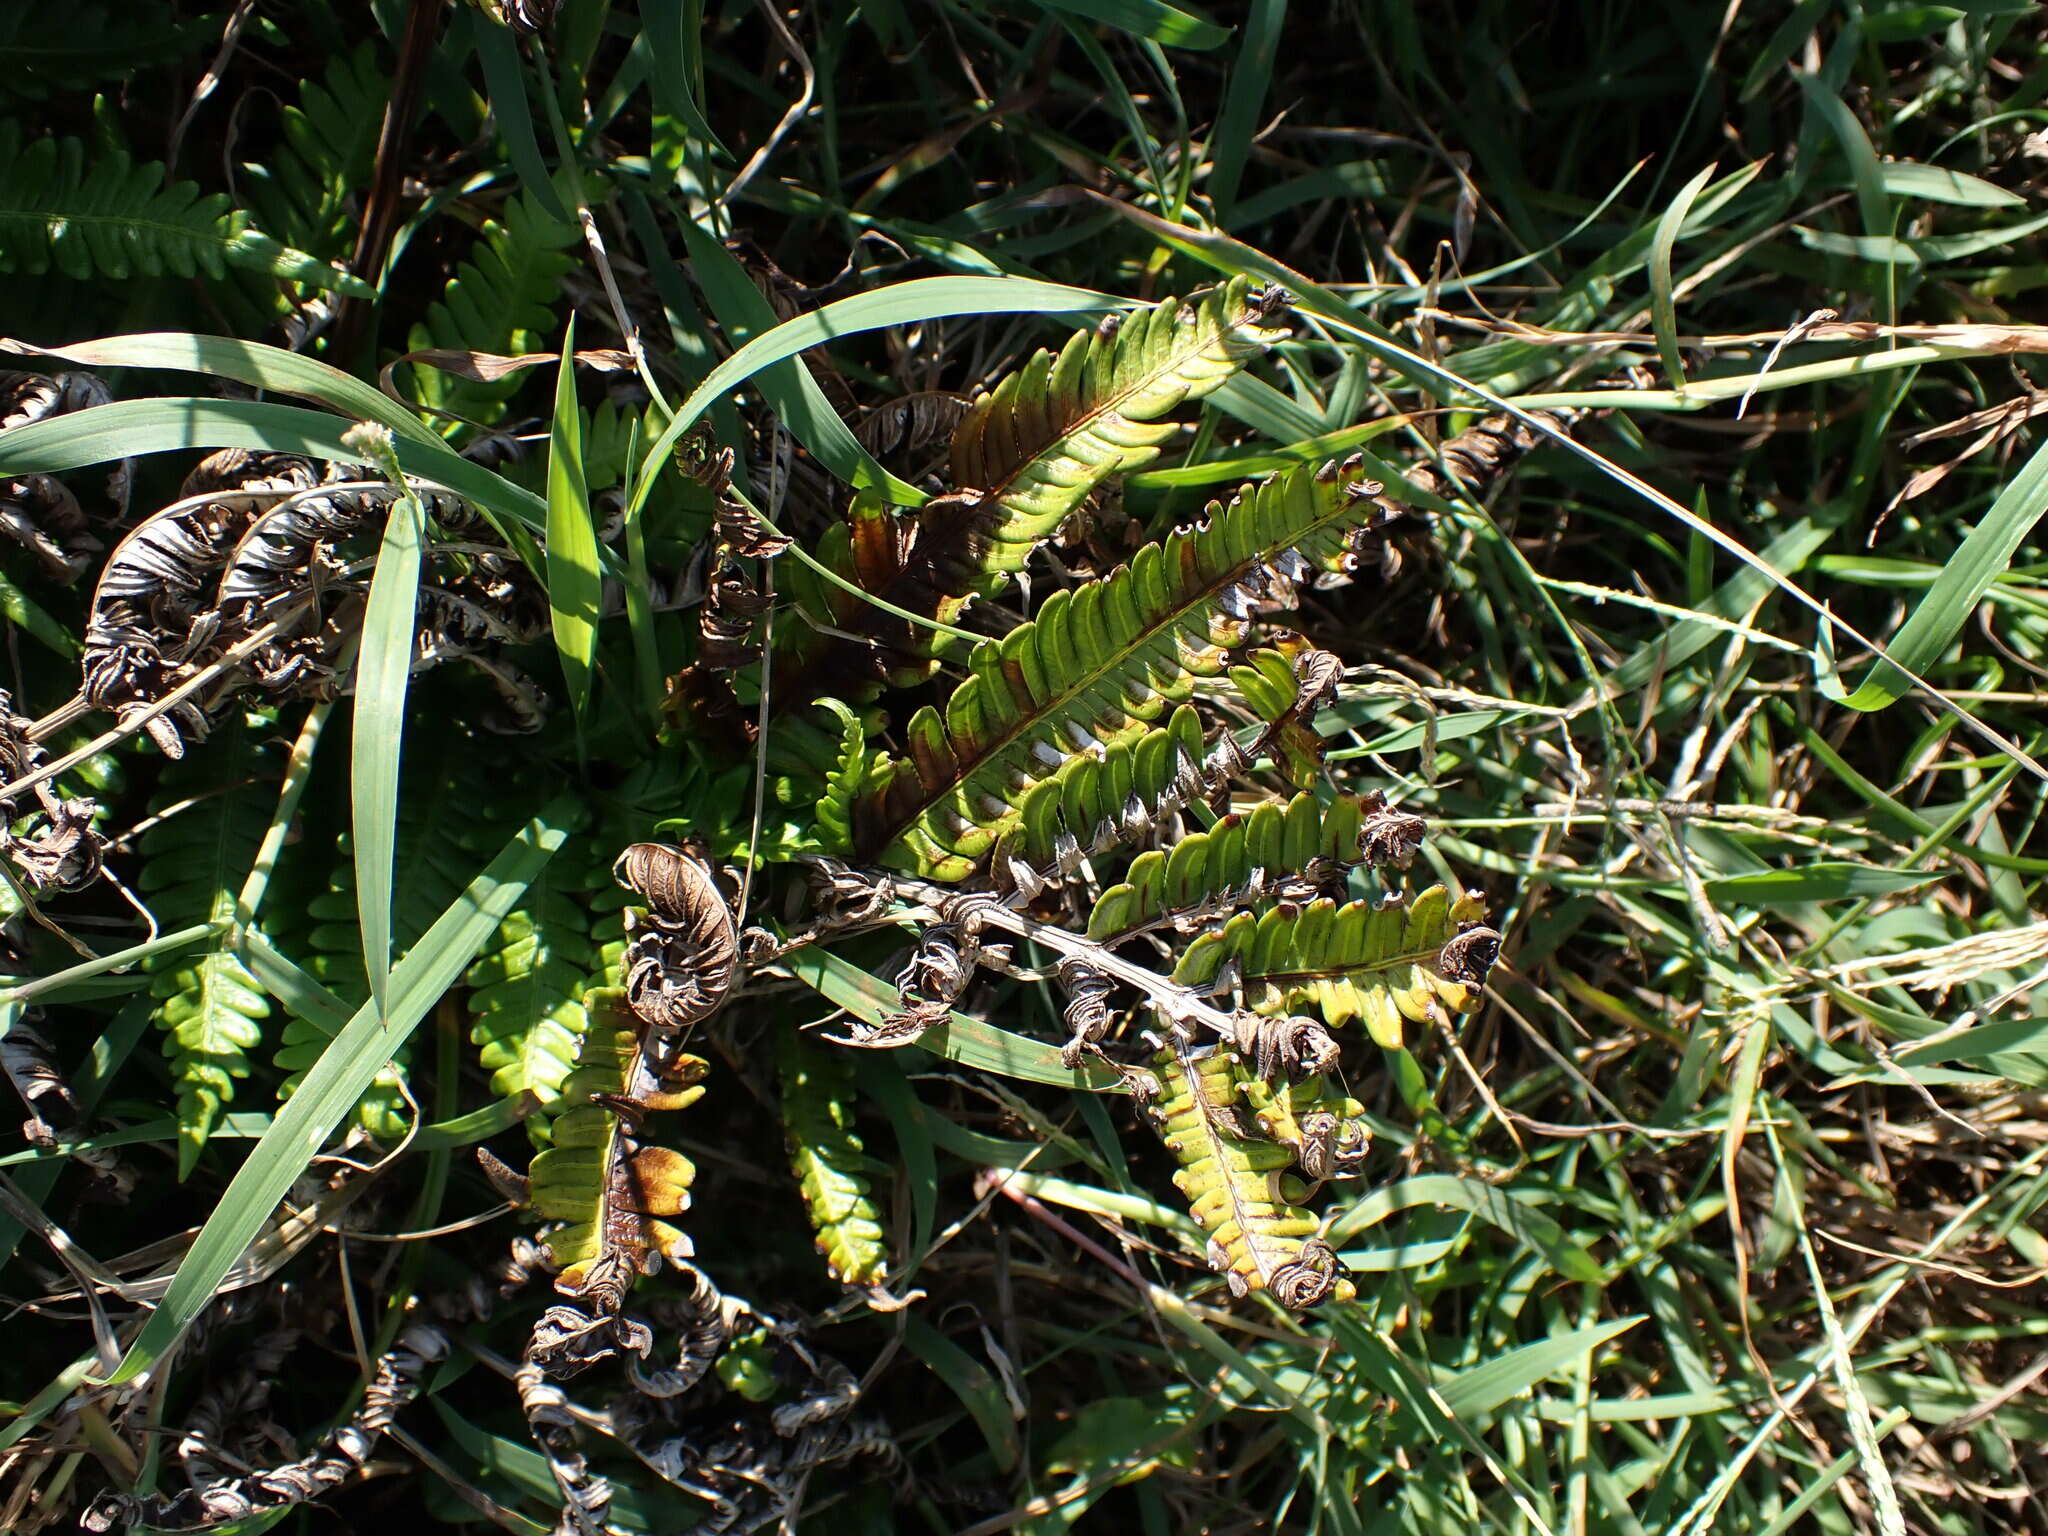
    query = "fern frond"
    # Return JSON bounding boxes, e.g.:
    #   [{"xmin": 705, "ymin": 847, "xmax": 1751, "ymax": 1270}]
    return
[
  {"xmin": 0, "ymin": 125, "xmax": 371, "ymax": 294},
  {"xmin": 856, "ymin": 456, "xmax": 1391, "ymax": 879},
  {"xmin": 928, "ymin": 275, "xmax": 1292, "ymax": 603},
  {"xmin": 465, "ymin": 865, "xmax": 599, "ymax": 1113},
  {"xmin": 0, "ymin": 5, "xmax": 211, "ymax": 101},
  {"xmin": 776, "ymin": 1032, "xmax": 889, "ymax": 1288},
  {"xmin": 405, "ymin": 192, "xmax": 579, "ymax": 427},
  {"xmin": 528, "ymin": 991, "xmax": 707, "ymax": 1288},
  {"xmin": 1145, "ymin": 1039, "xmax": 1353, "ymax": 1310},
  {"xmin": 809, "ymin": 700, "xmax": 869, "ymax": 857},
  {"xmin": 1085, "ymin": 791, "xmax": 1425, "ymax": 940},
  {"xmin": 237, "ymin": 45, "xmax": 387, "ymax": 262},
  {"xmin": 138, "ymin": 715, "xmax": 276, "ymax": 1177},
  {"xmin": 1174, "ymin": 884, "xmax": 1501, "ymax": 1048}
]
